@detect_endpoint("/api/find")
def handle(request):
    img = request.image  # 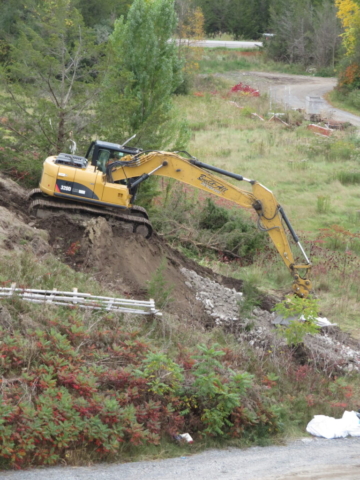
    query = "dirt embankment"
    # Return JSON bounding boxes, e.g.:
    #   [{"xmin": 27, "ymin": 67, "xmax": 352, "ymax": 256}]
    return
[{"xmin": 0, "ymin": 173, "xmax": 249, "ymax": 324}]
